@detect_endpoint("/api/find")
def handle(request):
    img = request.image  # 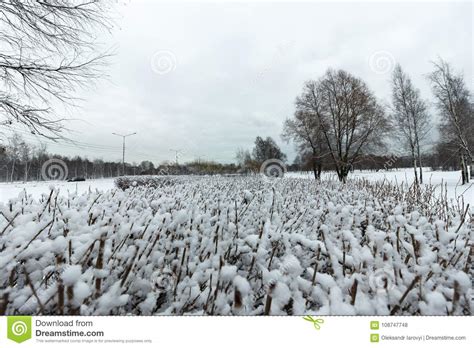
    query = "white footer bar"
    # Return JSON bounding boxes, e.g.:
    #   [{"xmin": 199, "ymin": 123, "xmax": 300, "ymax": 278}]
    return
[{"xmin": 1, "ymin": 316, "xmax": 472, "ymax": 347}]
